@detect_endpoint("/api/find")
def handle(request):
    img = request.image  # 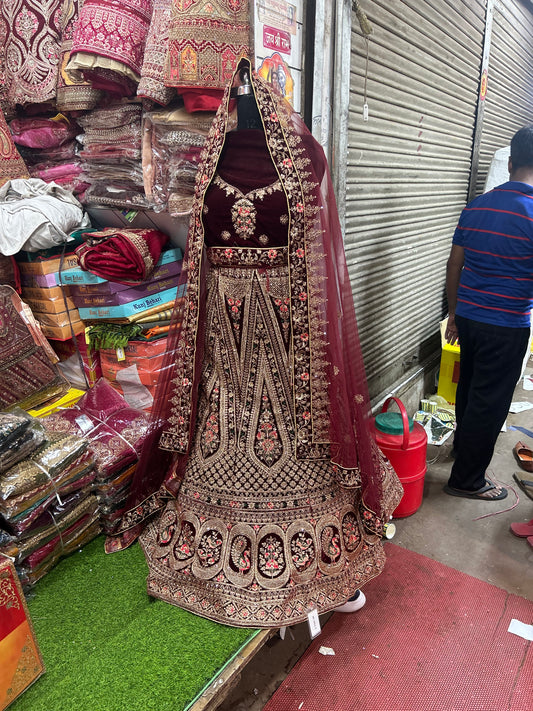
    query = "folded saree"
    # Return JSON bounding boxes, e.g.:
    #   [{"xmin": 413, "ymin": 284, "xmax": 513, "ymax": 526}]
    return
[
  {"xmin": 3, "ymin": 470, "xmax": 96, "ymax": 537},
  {"xmin": 19, "ymin": 509, "xmax": 101, "ymax": 586},
  {"xmin": 0, "ymin": 419, "xmax": 46, "ymax": 475},
  {"xmin": 42, "ymin": 379, "xmax": 151, "ymax": 479},
  {"xmin": 2, "ymin": 495, "xmax": 99, "ymax": 564},
  {"xmin": 9, "ymin": 117, "xmax": 80, "ymax": 149},
  {"xmin": 75, "ymin": 228, "xmax": 170, "ymax": 285}
]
